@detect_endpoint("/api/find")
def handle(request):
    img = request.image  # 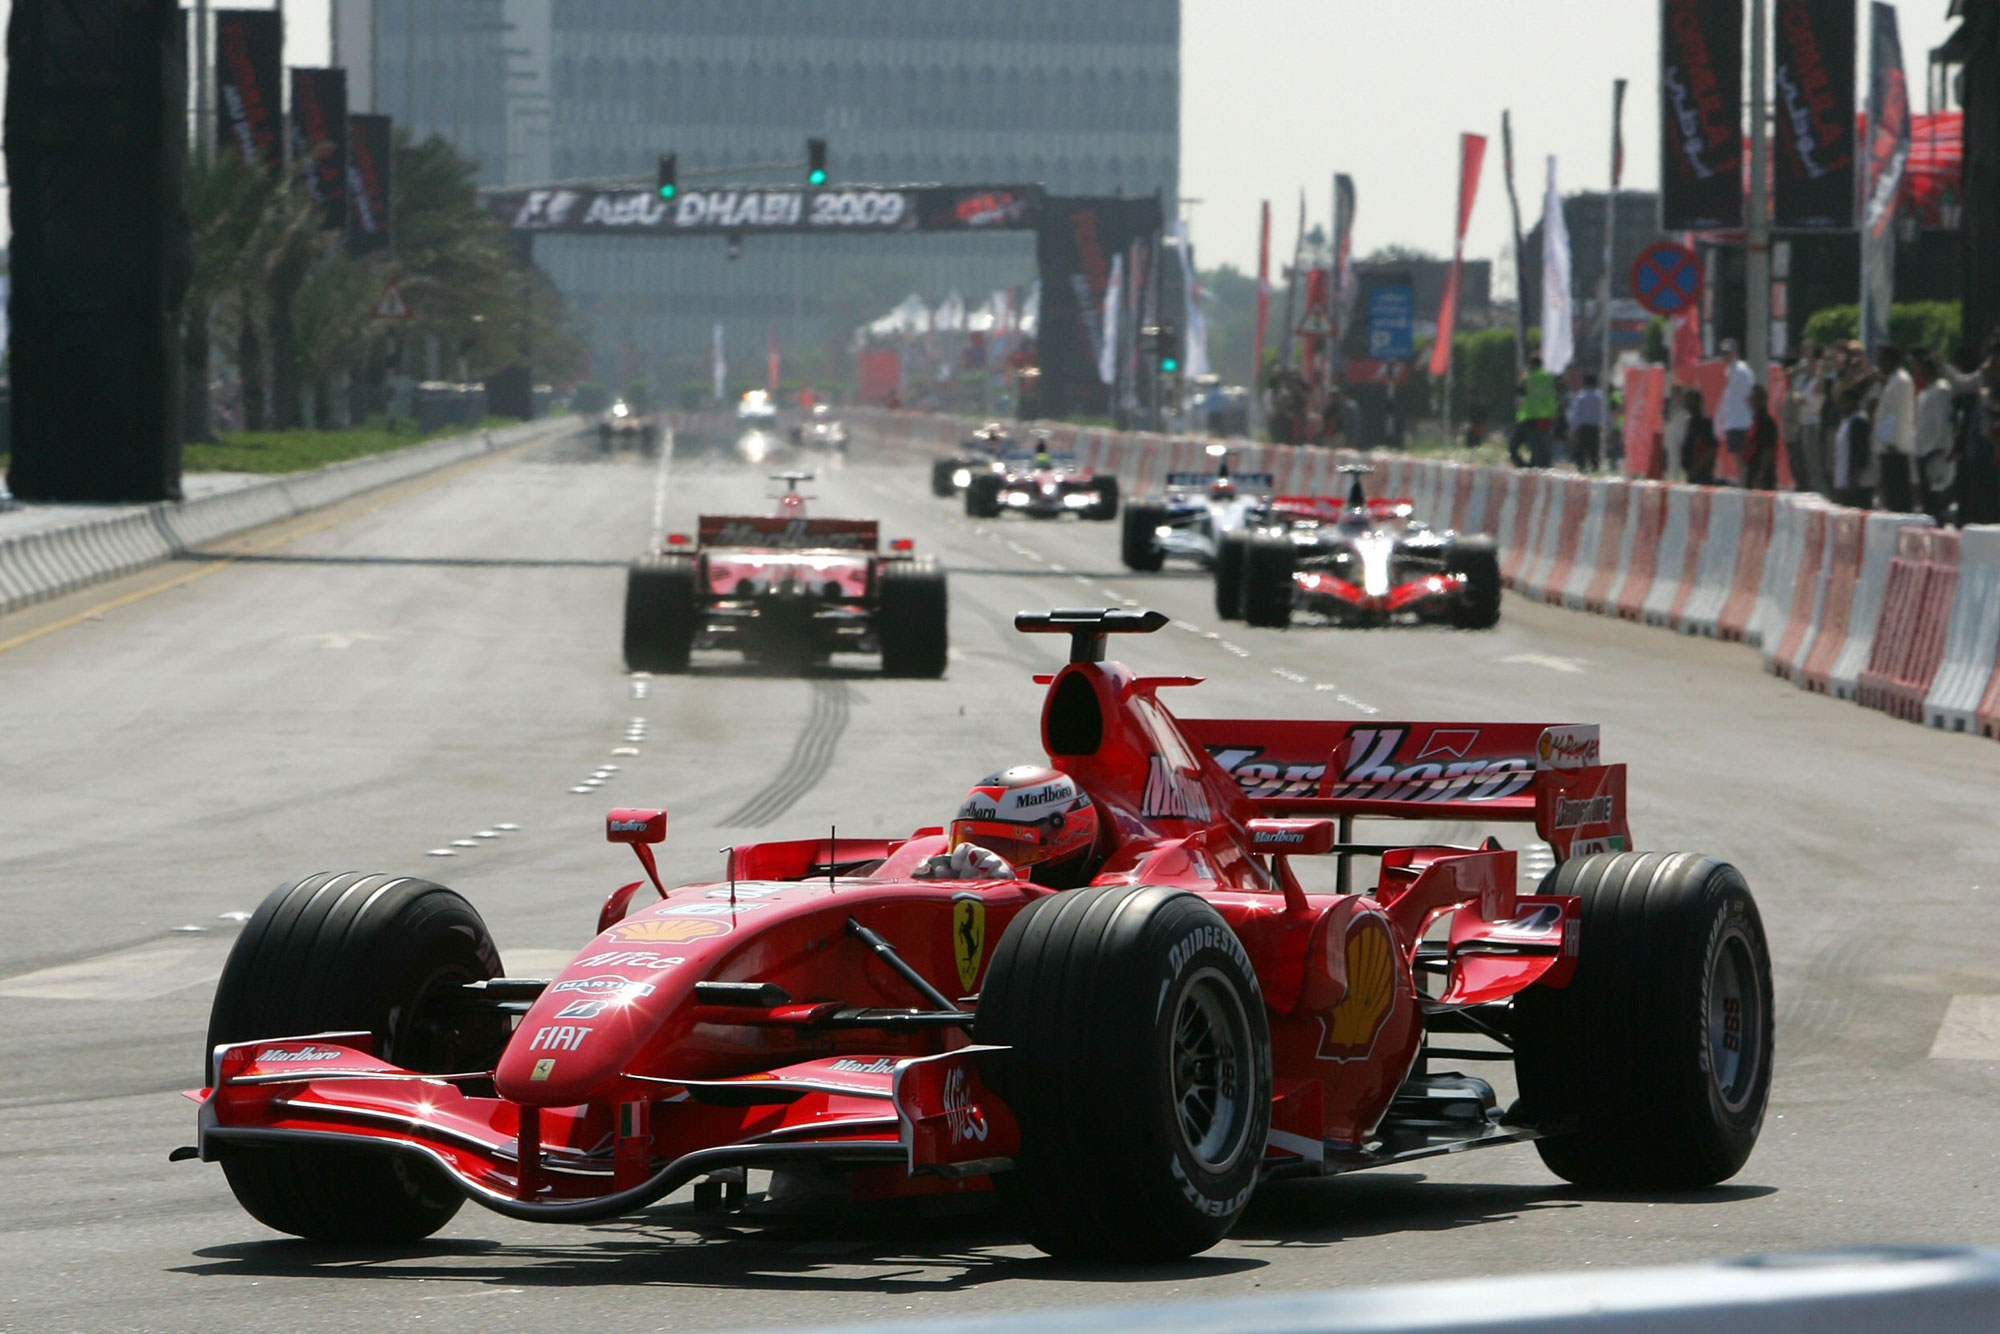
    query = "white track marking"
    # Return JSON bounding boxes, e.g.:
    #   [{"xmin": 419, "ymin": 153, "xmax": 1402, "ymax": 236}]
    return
[
  {"xmin": 1501, "ymin": 652, "xmax": 1588, "ymax": 674},
  {"xmin": 1929, "ymin": 996, "xmax": 2000, "ymax": 1059},
  {"xmin": 1272, "ymin": 667, "xmax": 1308, "ymax": 684}
]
